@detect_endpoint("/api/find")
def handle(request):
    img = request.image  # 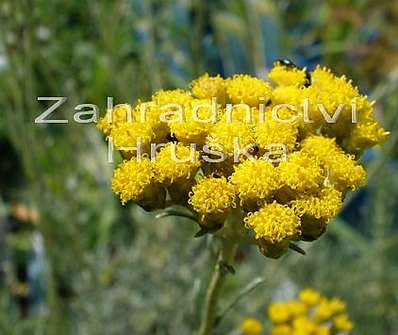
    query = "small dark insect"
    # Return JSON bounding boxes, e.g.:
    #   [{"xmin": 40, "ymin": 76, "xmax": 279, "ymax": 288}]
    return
[
  {"xmin": 251, "ymin": 144, "xmax": 260, "ymax": 156},
  {"xmin": 304, "ymin": 71, "xmax": 312, "ymax": 87},
  {"xmin": 219, "ymin": 261, "xmax": 236, "ymax": 275},
  {"xmin": 166, "ymin": 133, "xmax": 178, "ymax": 142},
  {"xmin": 275, "ymin": 58, "xmax": 312, "ymax": 87},
  {"xmin": 274, "ymin": 59, "xmax": 298, "ymax": 68}
]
